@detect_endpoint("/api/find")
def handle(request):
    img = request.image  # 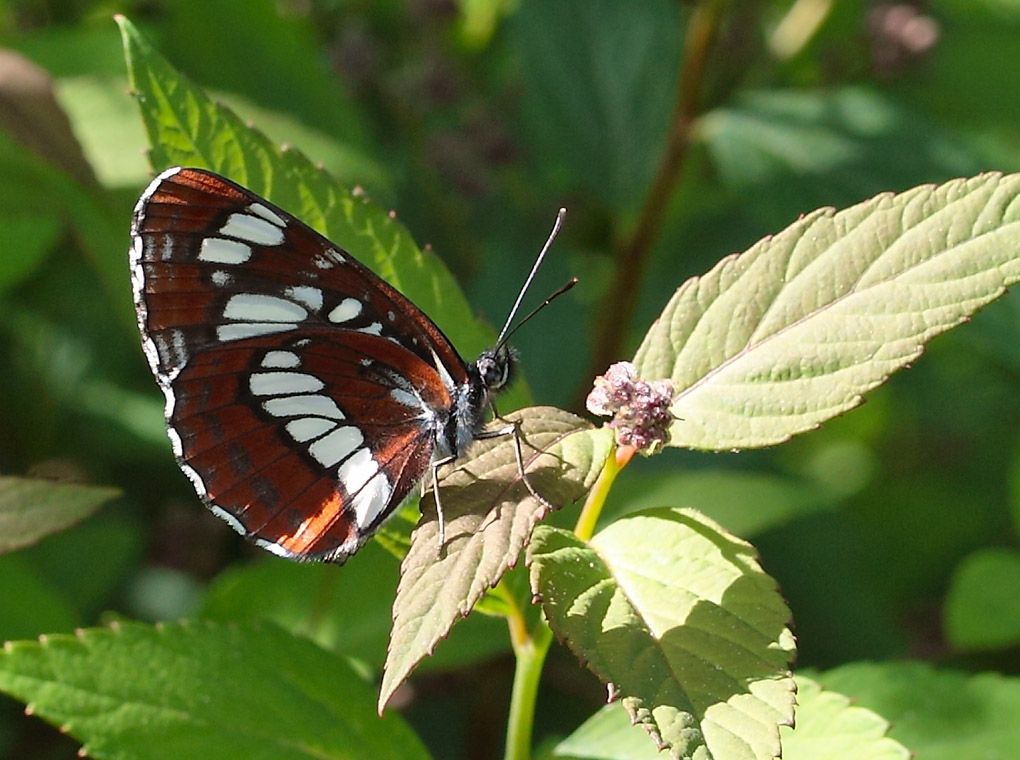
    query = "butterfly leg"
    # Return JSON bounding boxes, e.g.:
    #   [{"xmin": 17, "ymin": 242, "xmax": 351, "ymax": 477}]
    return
[
  {"xmin": 476, "ymin": 417, "xmax": 554, "ymax": 515},
  {"xmin": 430, "ymin": 454, "xmax": 456, "ymax": 558}
]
